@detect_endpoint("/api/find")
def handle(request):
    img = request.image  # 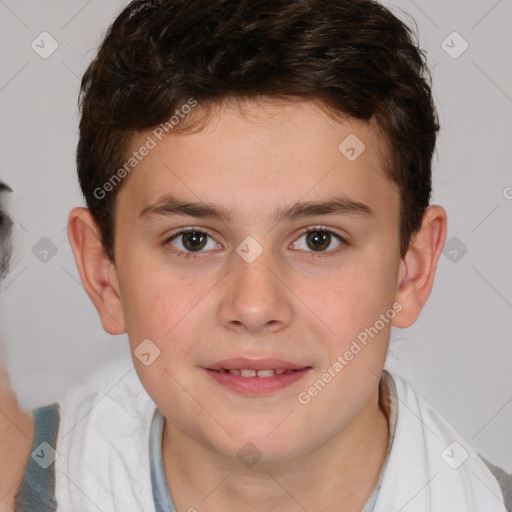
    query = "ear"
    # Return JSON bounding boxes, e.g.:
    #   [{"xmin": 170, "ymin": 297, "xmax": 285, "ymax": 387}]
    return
[
  {"xmin": 67, "ymin": 207, "xmax": 126, "ymax": 335},
  {"xmin": 392, "ymin": 205, "xmax": 447, "ymax": 328}
]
